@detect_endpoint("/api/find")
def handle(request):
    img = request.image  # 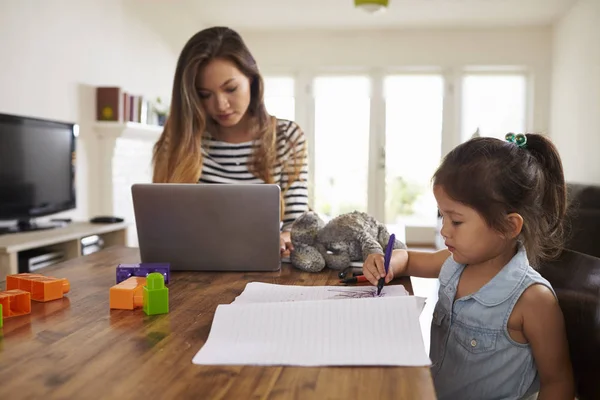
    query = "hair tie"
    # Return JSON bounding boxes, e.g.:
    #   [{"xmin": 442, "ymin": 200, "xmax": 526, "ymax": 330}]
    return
[{"xmin": 505, "ymin": 133, "xmax": 527, "ymax": 148}]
